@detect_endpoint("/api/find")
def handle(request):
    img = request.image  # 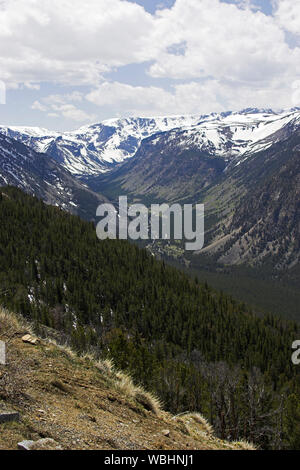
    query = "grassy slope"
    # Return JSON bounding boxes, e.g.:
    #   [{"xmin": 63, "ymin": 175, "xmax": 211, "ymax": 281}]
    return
[{"xmin": 0, "ymin": 308, "xmax": 254, "ymax": 451}]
